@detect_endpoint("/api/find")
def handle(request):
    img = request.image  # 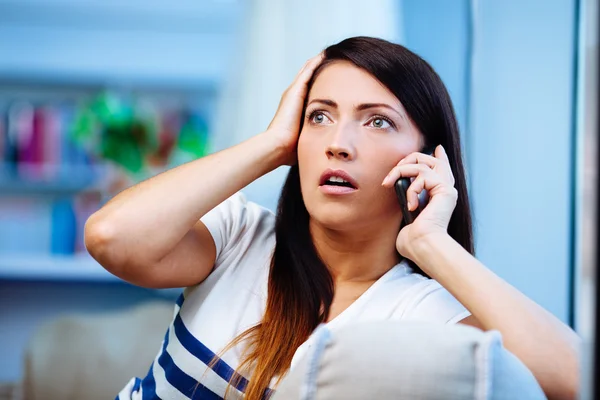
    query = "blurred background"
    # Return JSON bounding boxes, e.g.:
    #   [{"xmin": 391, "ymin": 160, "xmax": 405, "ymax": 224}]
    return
[{"xmin": 0, "ymin": 0, "xmax": 596, "ymax": 399}]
